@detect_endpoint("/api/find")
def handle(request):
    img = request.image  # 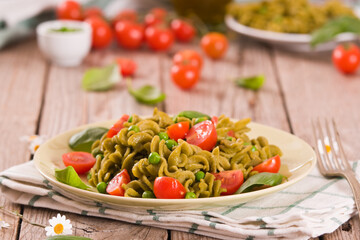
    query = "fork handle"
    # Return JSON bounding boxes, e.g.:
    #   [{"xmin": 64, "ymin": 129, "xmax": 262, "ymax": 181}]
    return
[{"xmin": 344, "ymin": 171, "xmax": 360, "ymax": 218}]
